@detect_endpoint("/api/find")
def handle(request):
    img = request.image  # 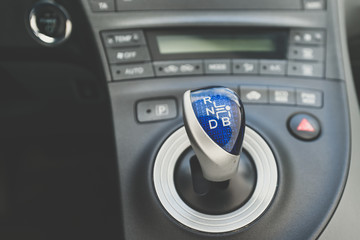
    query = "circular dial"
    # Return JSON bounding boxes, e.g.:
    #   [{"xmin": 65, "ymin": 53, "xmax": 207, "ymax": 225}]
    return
[{"xmin": 28, "ymin": 1, "xmax": 72, "ymax": 46}]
